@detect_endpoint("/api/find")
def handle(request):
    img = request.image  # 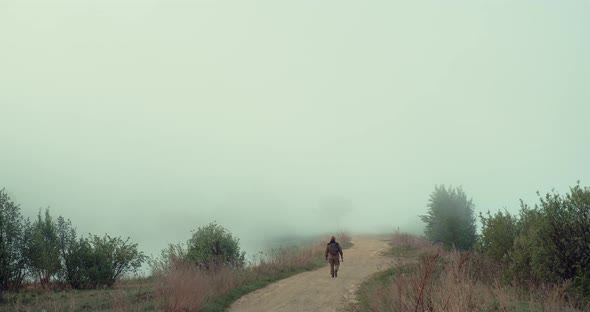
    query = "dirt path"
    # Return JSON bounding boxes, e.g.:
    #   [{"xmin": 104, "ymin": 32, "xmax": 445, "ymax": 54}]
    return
[{"xmin": 229, "ymin": 238, "xmax": 392, "ymax": 312}]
